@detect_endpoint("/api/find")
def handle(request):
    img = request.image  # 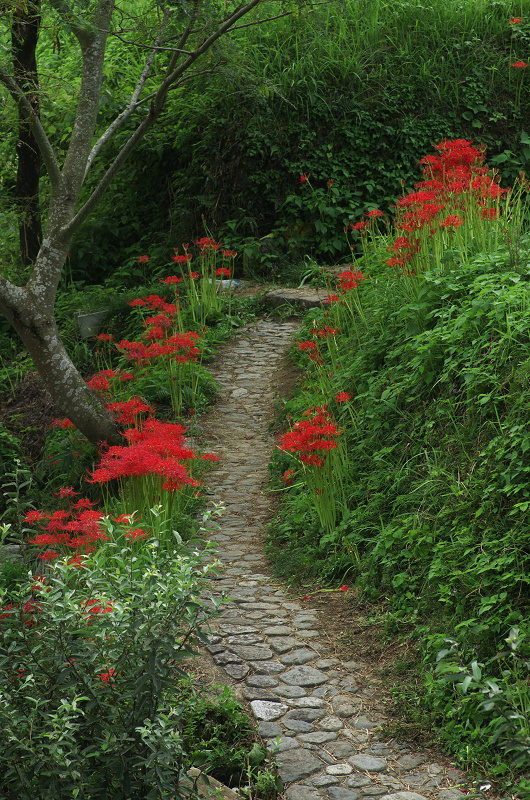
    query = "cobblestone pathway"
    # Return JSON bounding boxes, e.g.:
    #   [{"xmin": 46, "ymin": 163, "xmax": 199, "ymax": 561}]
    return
[{"xmin": 198, "ymin": 318, "xmax": 467, "ymax": 800}]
